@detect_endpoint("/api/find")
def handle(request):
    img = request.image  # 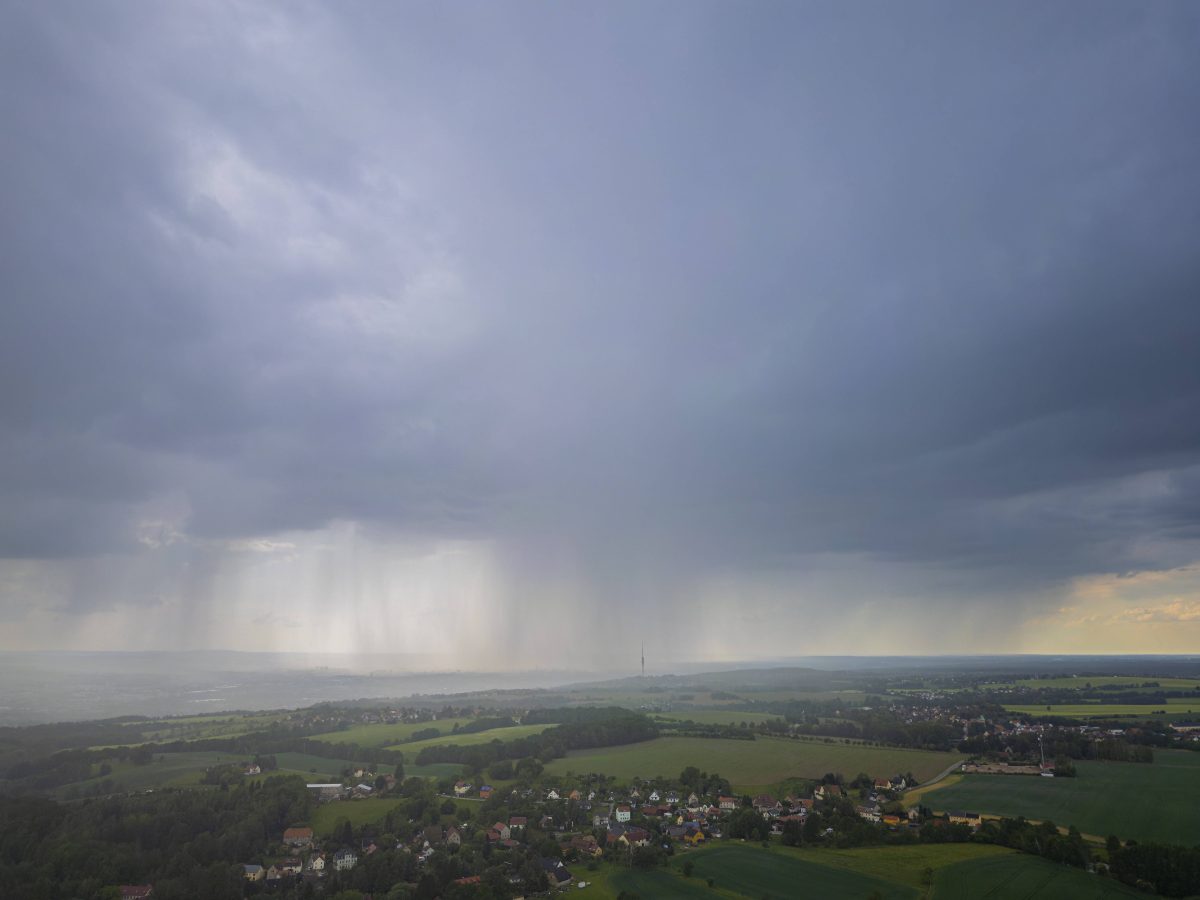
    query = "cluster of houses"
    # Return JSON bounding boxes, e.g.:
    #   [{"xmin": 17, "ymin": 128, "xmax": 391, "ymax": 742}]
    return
[
  {"xmin": 305, "ymin": 772, "xmax": 398, "ymax": 803},
  {"xmin": 208, "ymin": 767, "xmax": 999, "ymax": 896},
  {"xmin": 240, "ymin": 827, "xmax": 359, "ymax": 884}
]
